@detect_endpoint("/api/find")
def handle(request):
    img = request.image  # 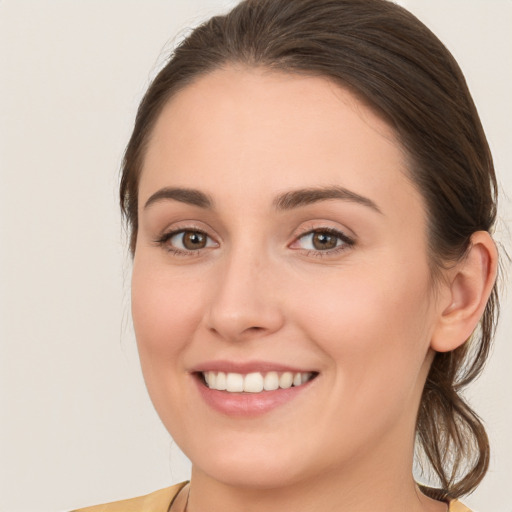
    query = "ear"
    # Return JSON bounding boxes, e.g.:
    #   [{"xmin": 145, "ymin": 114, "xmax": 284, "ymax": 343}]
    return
[{"xmin": 430, "ymin": 231, "xmax": 498, "ymax": 353}]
